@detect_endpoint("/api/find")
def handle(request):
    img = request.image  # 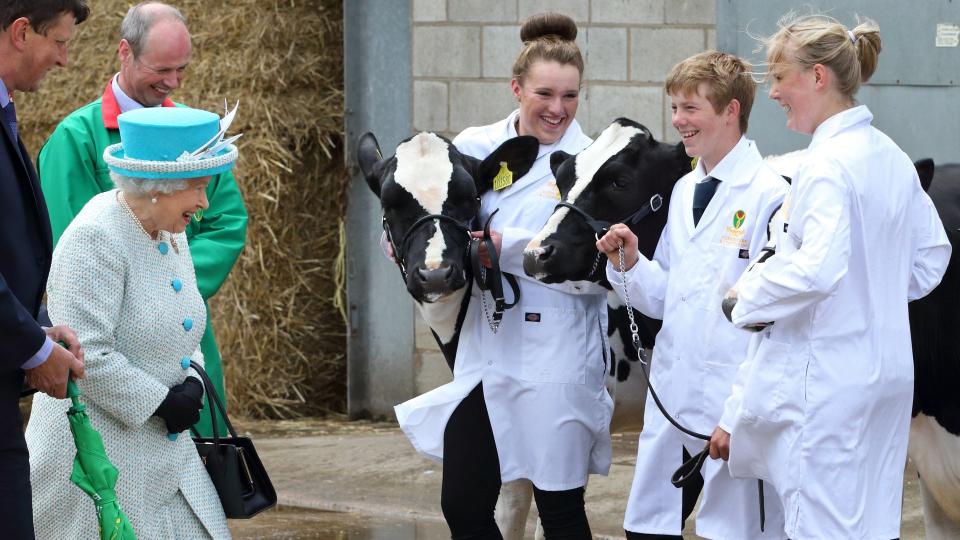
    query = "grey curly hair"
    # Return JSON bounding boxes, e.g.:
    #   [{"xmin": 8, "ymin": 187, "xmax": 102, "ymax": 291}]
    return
[{"xmin": 111, "ymin": 172, "xmax": 187, "ymax": 194}]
